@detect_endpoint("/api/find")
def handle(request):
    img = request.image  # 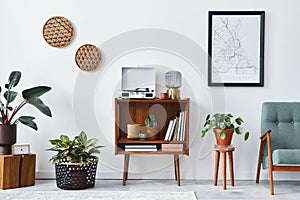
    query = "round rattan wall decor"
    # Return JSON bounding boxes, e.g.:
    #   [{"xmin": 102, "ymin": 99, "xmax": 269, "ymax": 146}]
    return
[
  {"xmin": 43, "ymin": 16, "xmax": 74, "ymax": 48},
  {"xmin": 75, "ymin": 44, "xmax": 102, "ymax": 71}
]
